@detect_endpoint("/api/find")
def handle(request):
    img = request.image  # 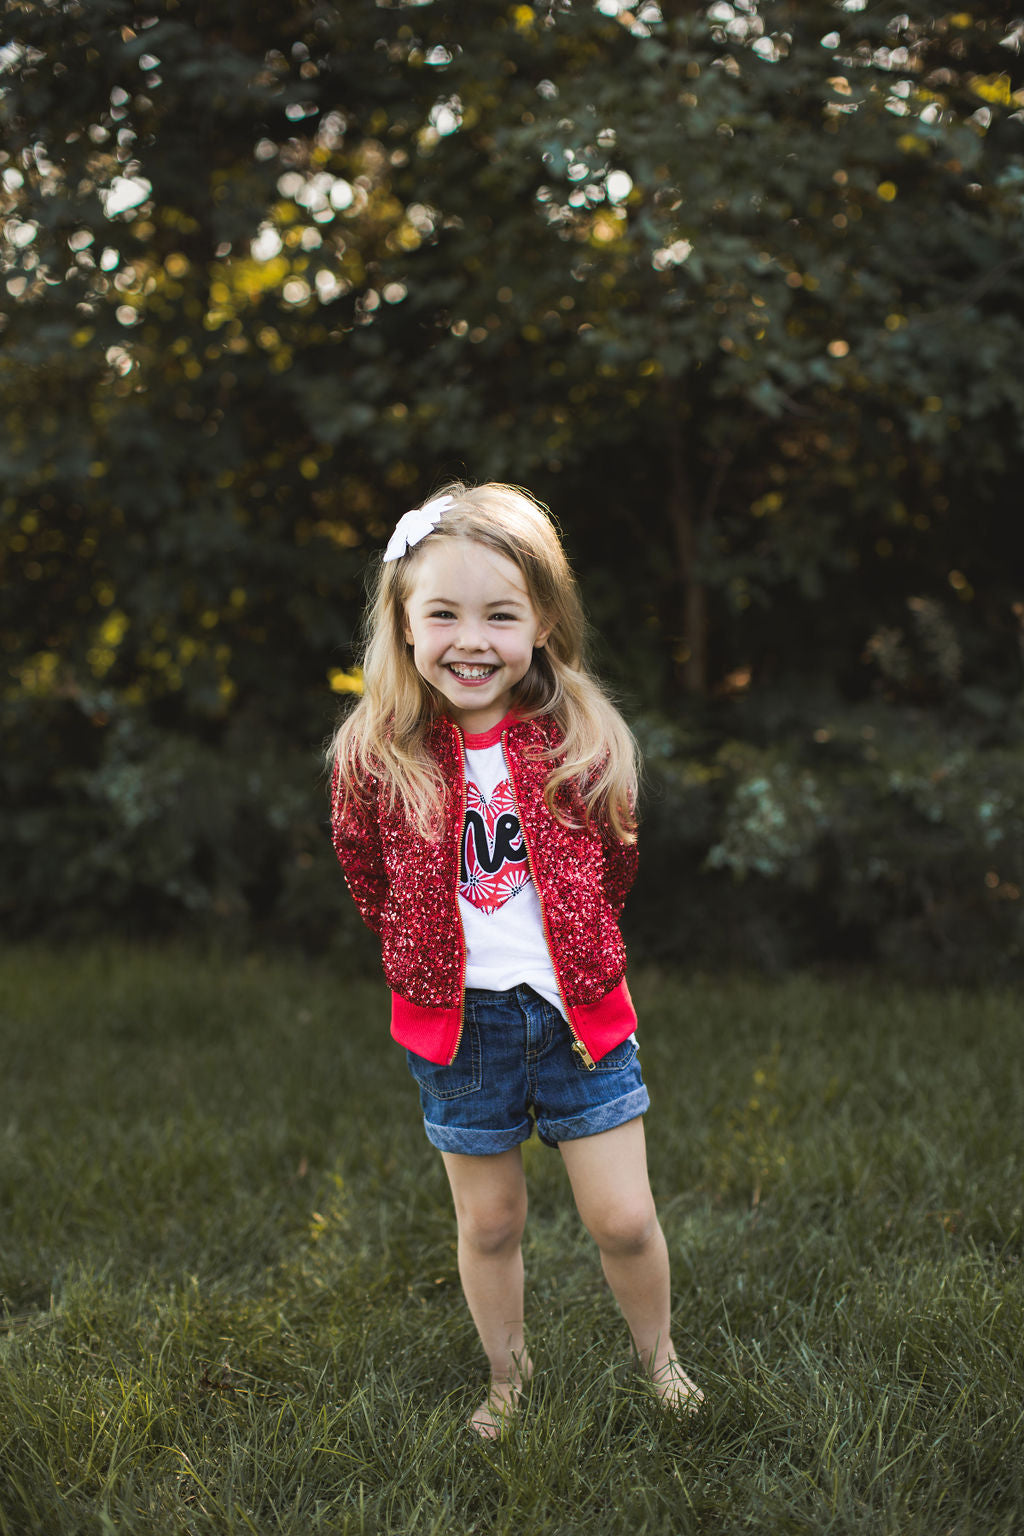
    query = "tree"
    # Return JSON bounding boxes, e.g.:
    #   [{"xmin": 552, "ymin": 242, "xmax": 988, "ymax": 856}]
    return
[
  {"xmin": 2, "ymin": 1, "xmax": 1022, "ymax": 947},
  {"xmin": 327, "ymin": 1, "xmax": 1024, "ymax": 697}
]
